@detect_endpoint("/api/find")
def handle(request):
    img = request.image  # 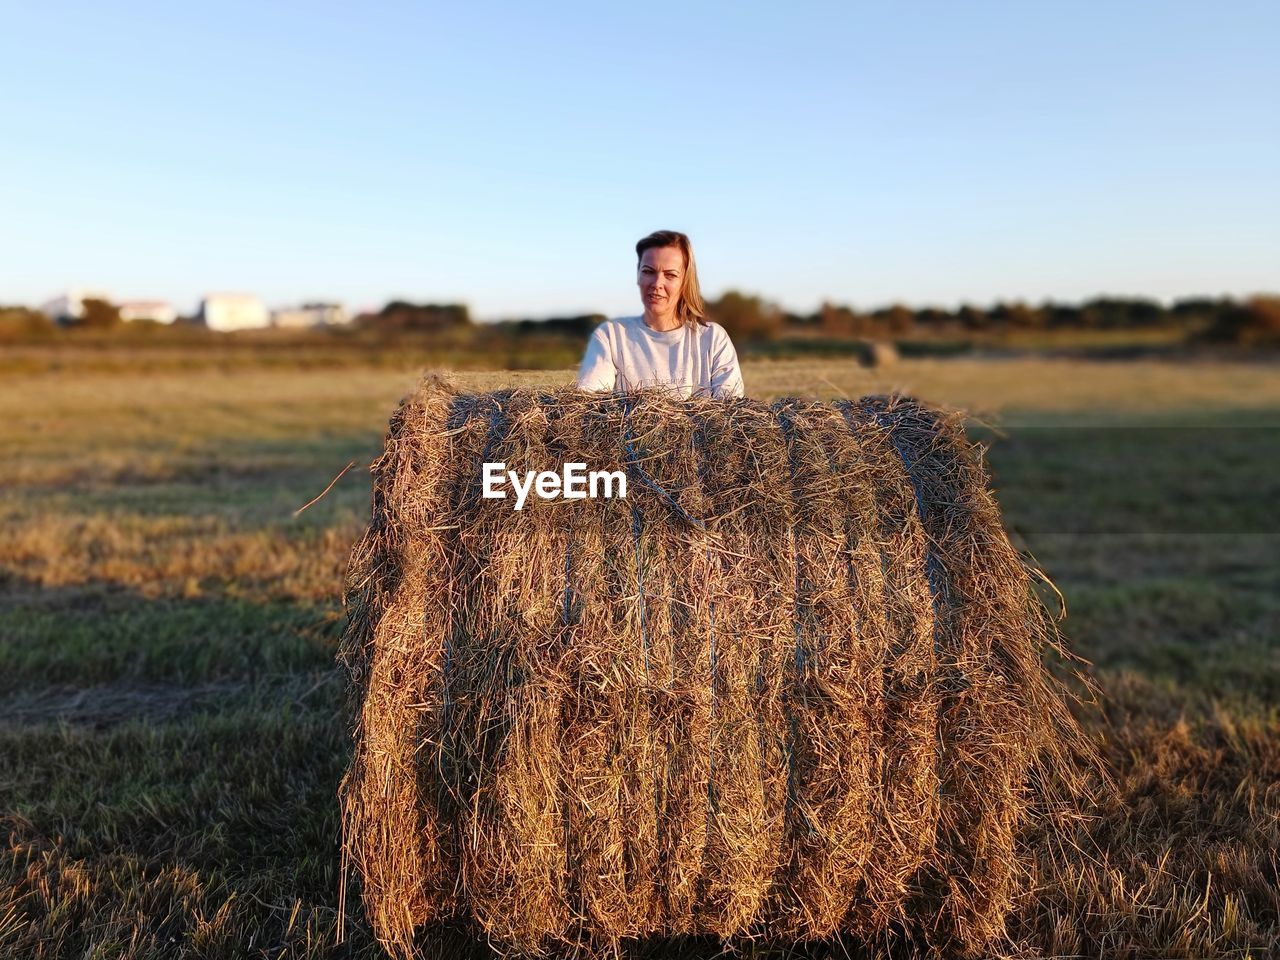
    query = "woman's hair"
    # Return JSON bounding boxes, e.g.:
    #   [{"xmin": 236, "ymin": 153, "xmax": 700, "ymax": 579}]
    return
[{"xmin": 635, "ymin": 229, "xmax": 708, "ymax": 327}]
